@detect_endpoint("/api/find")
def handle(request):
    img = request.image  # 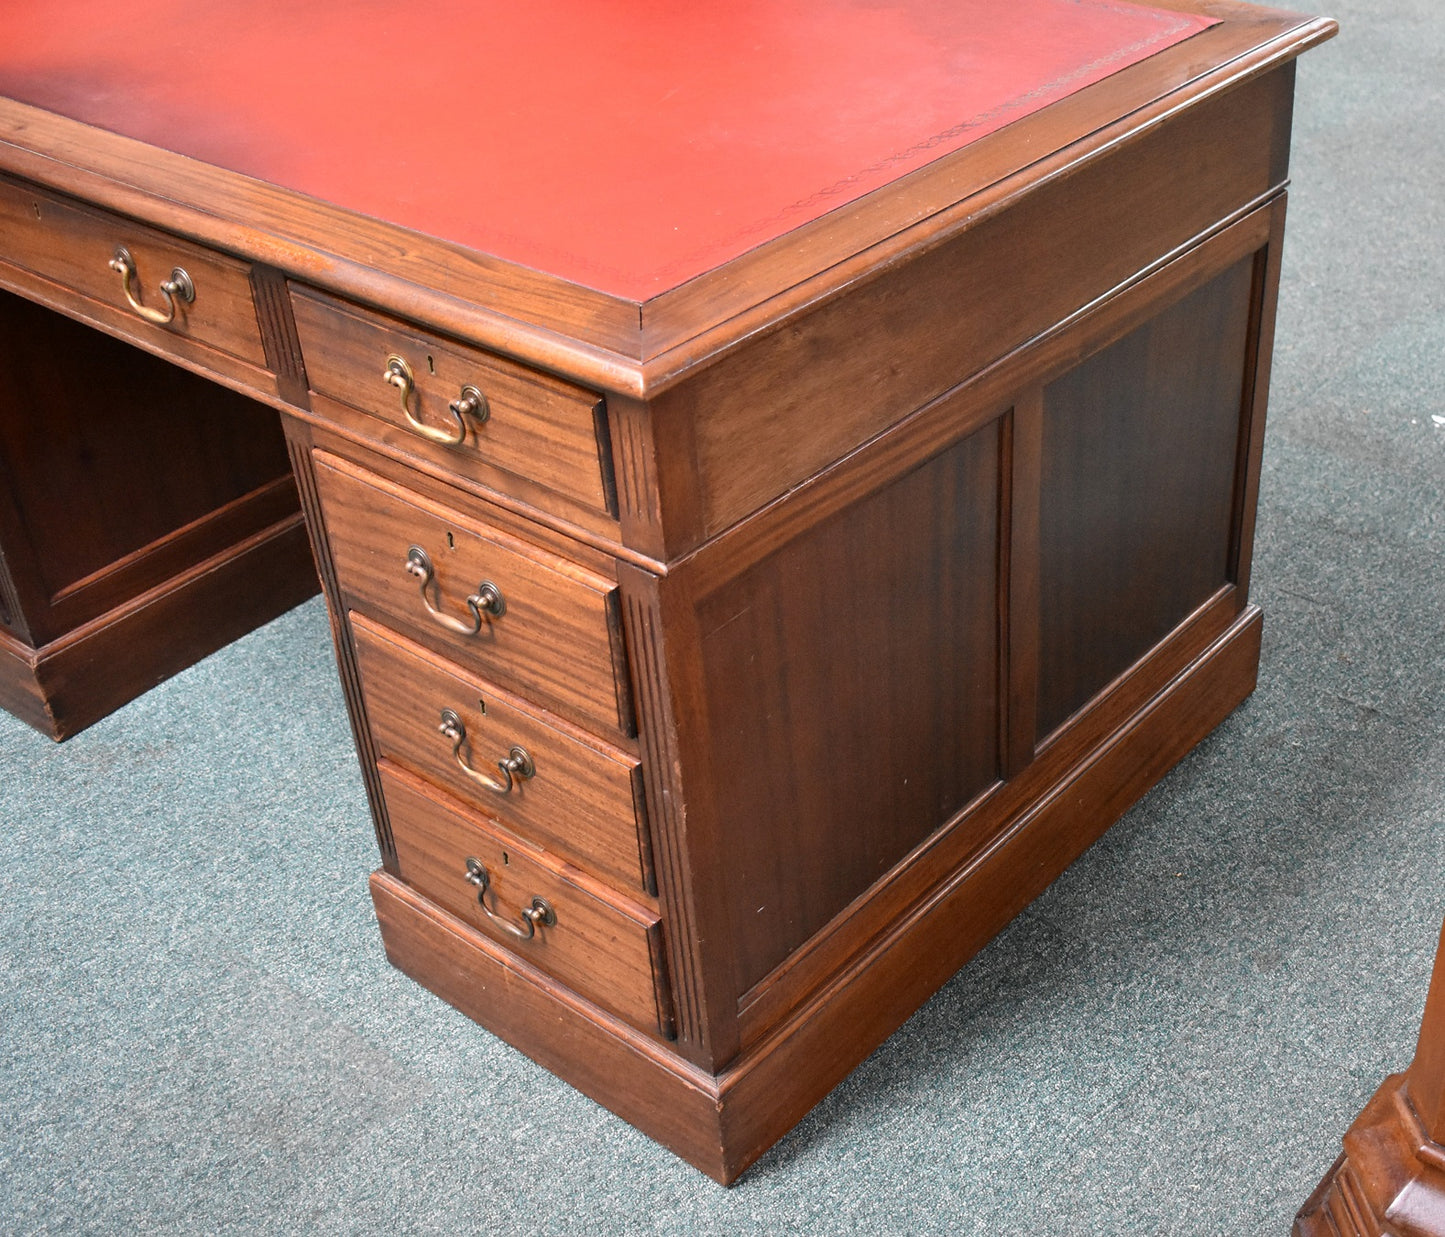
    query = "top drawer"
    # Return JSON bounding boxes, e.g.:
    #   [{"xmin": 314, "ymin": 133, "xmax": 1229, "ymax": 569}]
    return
[
  {"xmin": 291, "ymin": 287, "xmax": 614, "ymax": 517},
  {"xmin": 0, "ymin": 175, "xmax": 266, "ymax": 367}
]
